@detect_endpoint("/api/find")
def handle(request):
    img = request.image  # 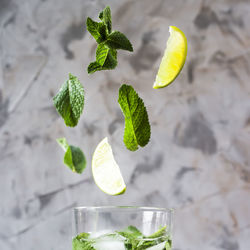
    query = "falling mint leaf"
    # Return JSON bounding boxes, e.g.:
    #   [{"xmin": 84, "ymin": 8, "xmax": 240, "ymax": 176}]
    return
[
  {"xmin": 53, "ymin": 73, "xmax": 84, "ymax": 127},
  {"xmin": 105, "ymin": 31, "xmax": 133, "ymax": 51},
  {"xmin": 57, "ymin": 138, "xmax": 86, "ymax": 174},
  {"xmin": 99, "ymin": 6, "xmax": 112, "ymax": 34},
  {"xmin": 102, "ymin": 48, "xmax": 117, "ymax": 69},
  {"xmin": 88, "ymin": 48, "xmax": 117, "ymax": 74},
  {"xmin": 87, "ymin": 61, "xmax": 102, "ymax": 74},
  {"xmin": 96, "ymin": 44, "xmax": 110, "ymax": 66},
  {"xmin": 118, "ymin": 84, "xmax": 151, "ymax": 151},
  {"xmin": 86, "ymin": 6, "xmax": 133, "ymax": 74},
  {"xmin": 86, "ymin": 17, "xmax": 107, "ymax": 44}
]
